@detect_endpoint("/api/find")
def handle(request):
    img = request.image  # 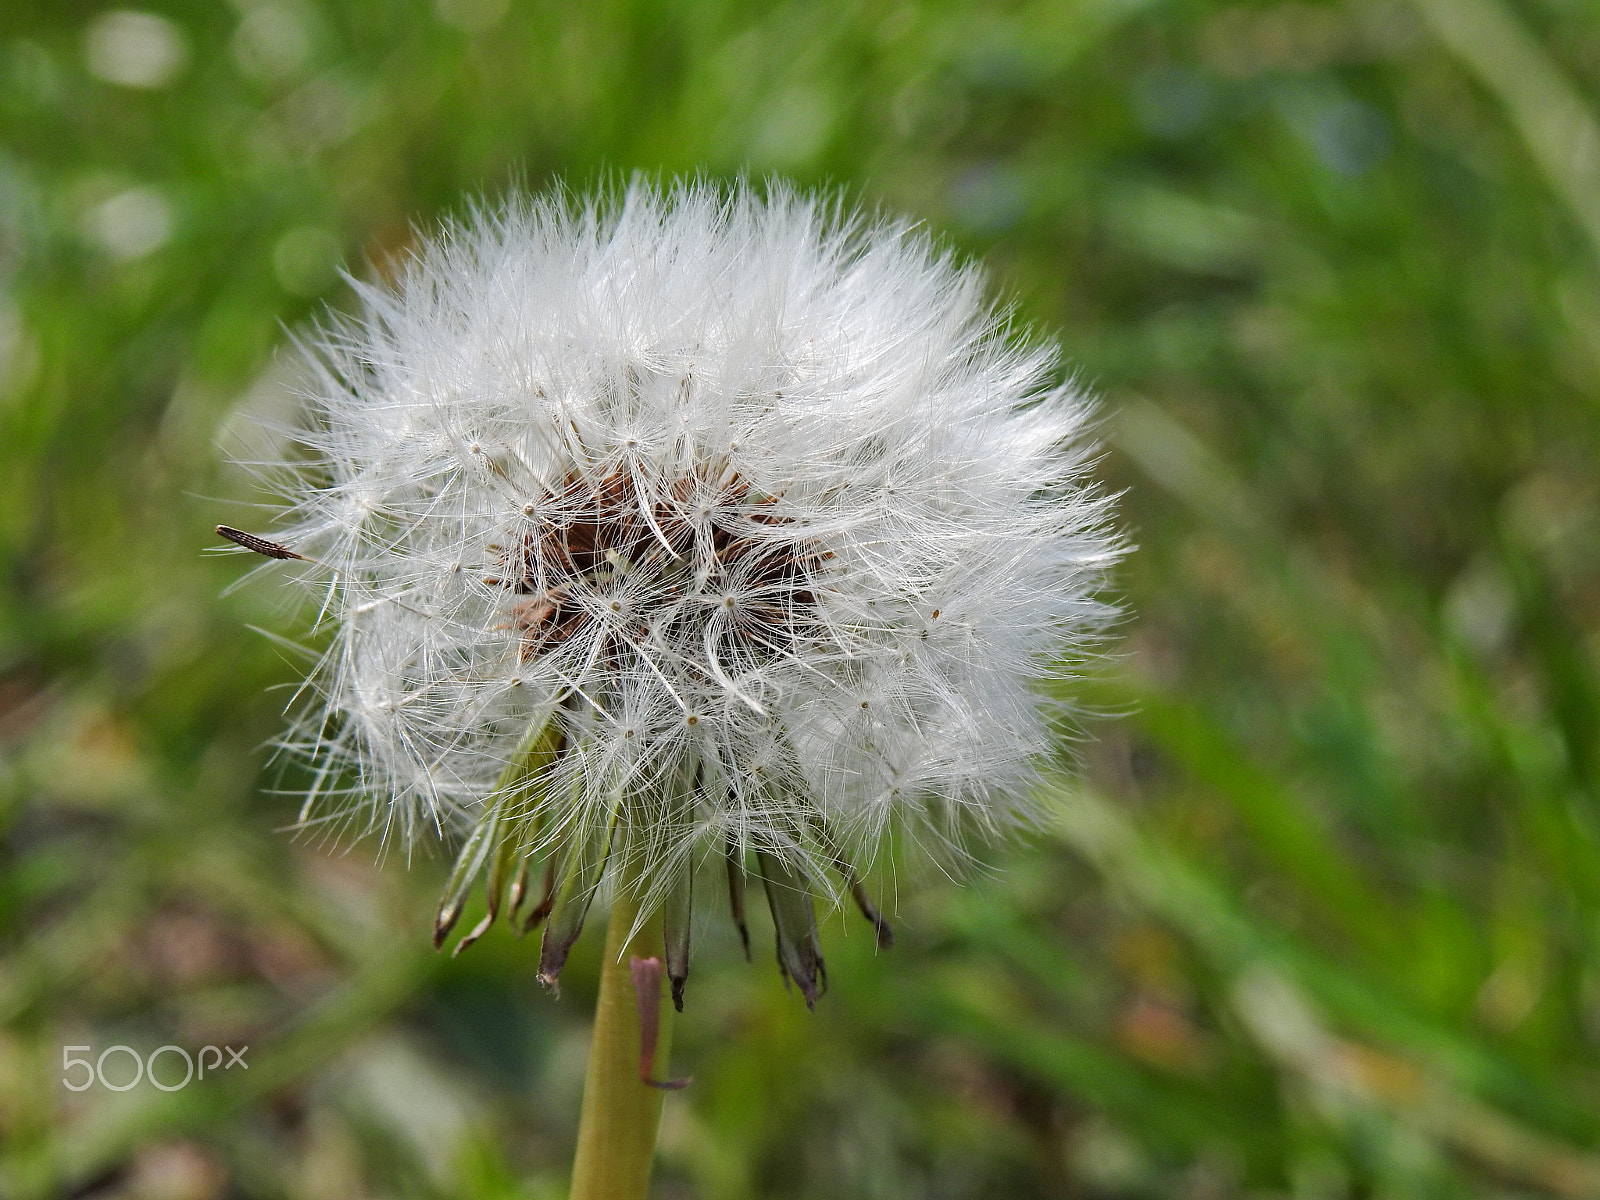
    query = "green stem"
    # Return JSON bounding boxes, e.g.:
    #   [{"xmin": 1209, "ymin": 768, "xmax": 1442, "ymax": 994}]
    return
[{"xmin": 569, "ymin": 887, "xmax": 673, "ymax": 1200}]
